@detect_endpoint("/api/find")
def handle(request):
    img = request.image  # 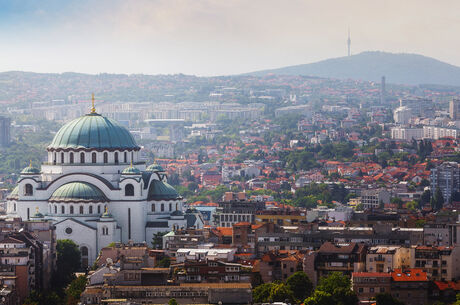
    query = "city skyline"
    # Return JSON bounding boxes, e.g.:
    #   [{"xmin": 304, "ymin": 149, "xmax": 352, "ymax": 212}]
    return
[{"xmin": 0, "ymin": 0, "xmax": 459, "ymax": 76}]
